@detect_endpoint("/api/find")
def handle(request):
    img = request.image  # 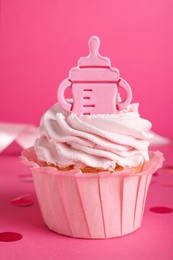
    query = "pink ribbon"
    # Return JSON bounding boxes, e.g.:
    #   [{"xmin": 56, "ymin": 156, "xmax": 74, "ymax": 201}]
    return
[
  {"xmin": 150, "ymin": 131, "xmax": 171, "ymax": 146},
  {"xmin": 0, "ymin": 123, "xmax": 38, "ymax": 152}
]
